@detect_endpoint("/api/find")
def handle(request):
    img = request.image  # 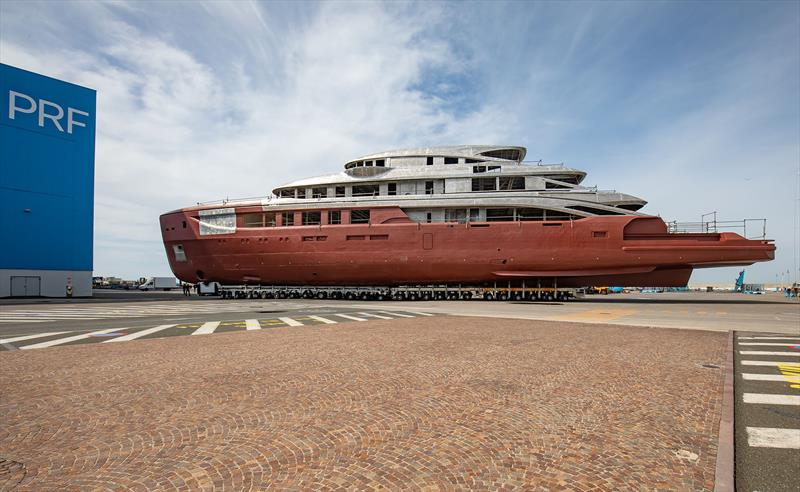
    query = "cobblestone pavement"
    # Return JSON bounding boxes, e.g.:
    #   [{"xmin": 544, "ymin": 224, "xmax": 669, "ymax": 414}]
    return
[{"xmin": 0, "ymin": 316, "xmax": 726, "ymax": 491}]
